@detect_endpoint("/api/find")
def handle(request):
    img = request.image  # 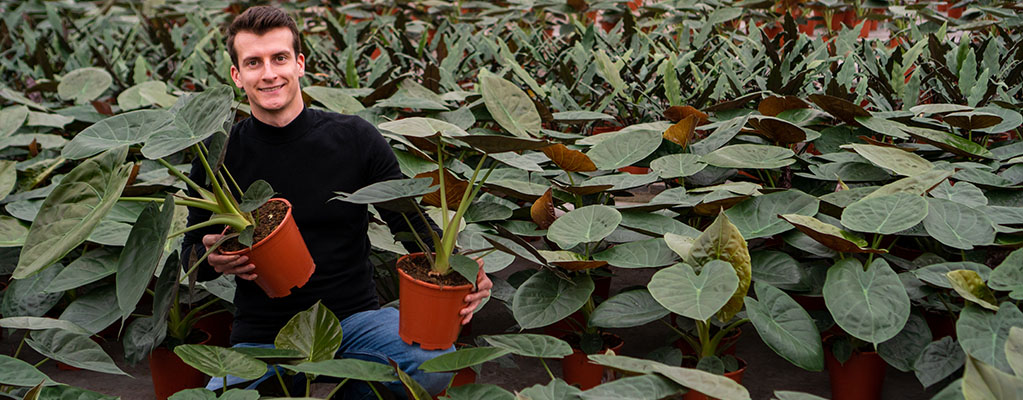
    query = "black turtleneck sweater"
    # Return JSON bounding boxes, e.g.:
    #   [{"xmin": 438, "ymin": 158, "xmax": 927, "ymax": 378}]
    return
[{"xmin": 181, "ymin": 107, "xmax": 431, "ymax": 344}]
